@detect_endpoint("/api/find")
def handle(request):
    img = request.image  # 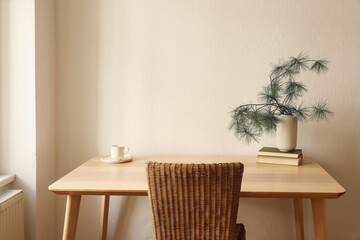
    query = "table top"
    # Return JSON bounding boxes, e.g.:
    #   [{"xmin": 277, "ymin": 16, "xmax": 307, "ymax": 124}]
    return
[{"xmin": 49, "ymin": 156, "xmax": 346, "ymax": 199}]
